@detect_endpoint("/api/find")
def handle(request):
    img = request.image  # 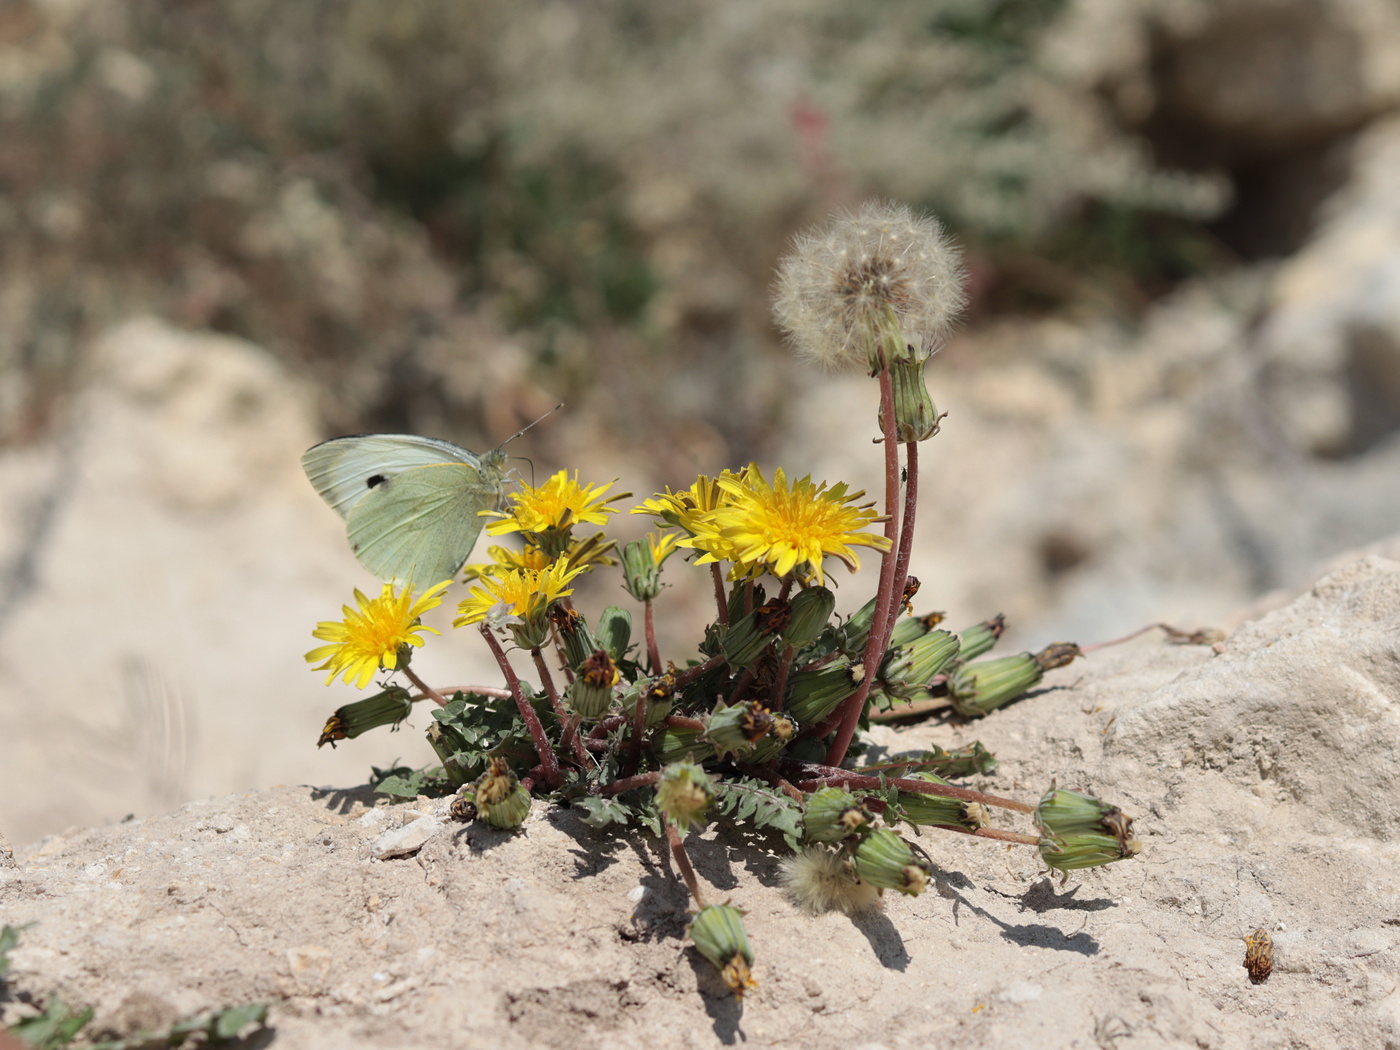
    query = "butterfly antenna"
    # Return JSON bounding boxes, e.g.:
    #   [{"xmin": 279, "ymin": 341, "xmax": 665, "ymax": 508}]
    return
[{"xmin": 500, "ymin": 403, "xmax": 564, "ymax": 448}]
